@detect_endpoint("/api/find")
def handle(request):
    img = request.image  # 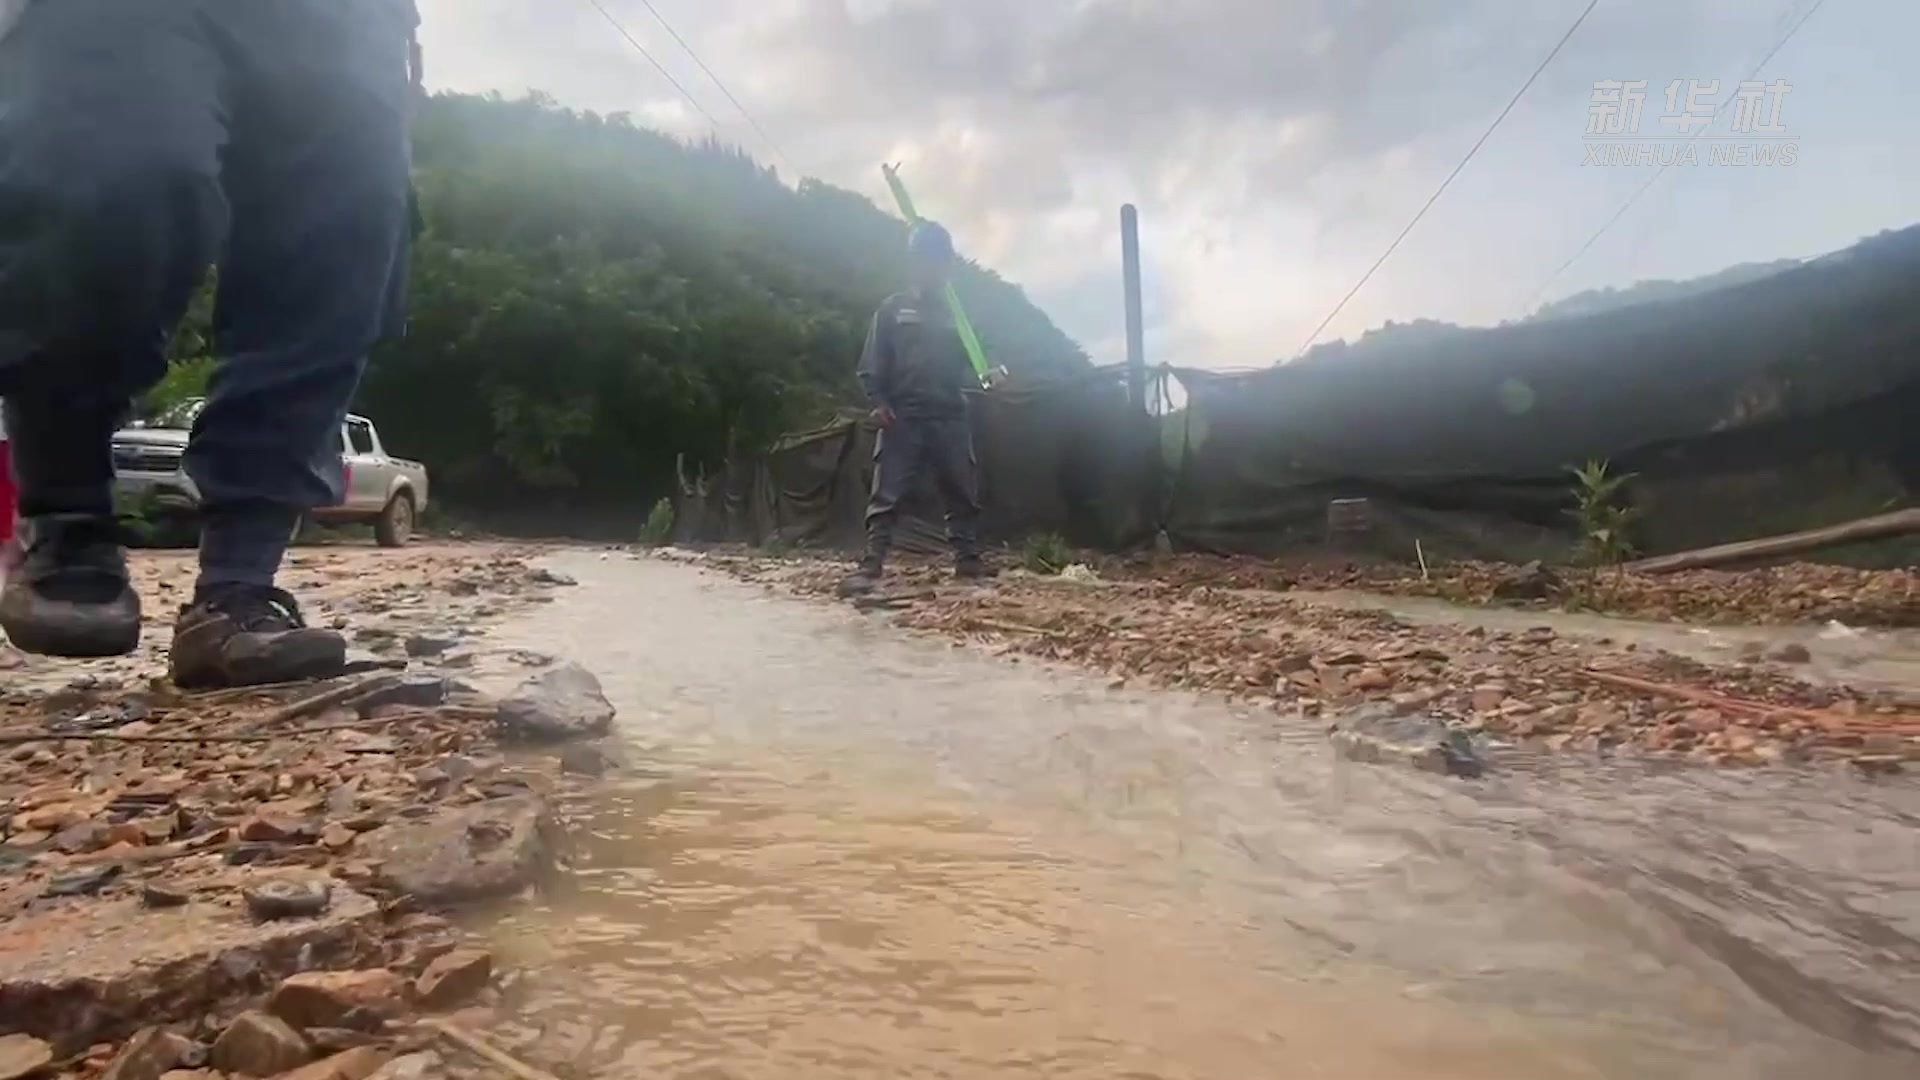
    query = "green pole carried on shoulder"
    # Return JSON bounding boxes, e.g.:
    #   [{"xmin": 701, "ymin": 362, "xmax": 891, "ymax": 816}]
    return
[{"xmin": 881, "ymin": 164, "xmax": 995, "ymax": 388}]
